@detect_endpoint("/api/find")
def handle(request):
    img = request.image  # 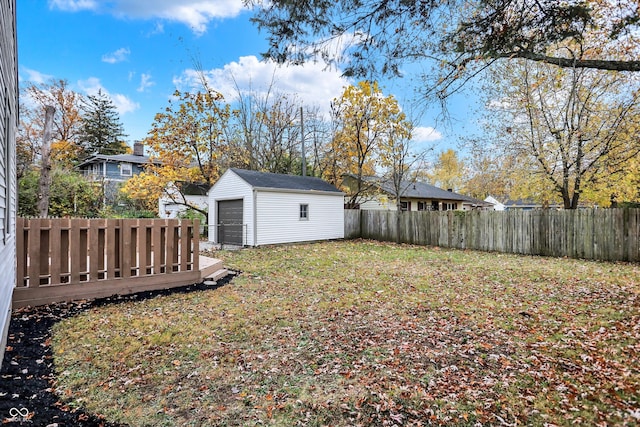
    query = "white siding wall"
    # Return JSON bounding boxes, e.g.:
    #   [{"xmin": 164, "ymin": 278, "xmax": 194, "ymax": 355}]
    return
[
  {"xmin": 255, "ymin": 191, "xmax": 344, "ymax": 246},
  {"xmin": 208, "ymin": 171, "xmax": 255, "ymax": 246},
  {"xmin": 360, "ymin": 196, "xmax": 394, "ymax": 210},
  {"xmin": 0, "ymin": 0, "xmax": 17, "ymax": 369},
  {"xmin": 159, "ymin": 195, "xmax": 208, "ymax": 219}
]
